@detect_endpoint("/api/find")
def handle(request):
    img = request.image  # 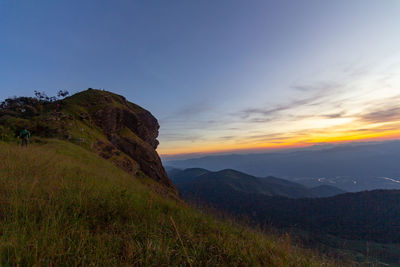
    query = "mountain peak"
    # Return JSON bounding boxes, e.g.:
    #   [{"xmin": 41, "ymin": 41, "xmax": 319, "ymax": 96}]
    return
[
  {"xmin": 0, "ymin": 89, "xmax": 177, "ymax": 196},
  {"xmin": 215, "ymin": 169, "xmax": 254, "ymax": 179}
]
